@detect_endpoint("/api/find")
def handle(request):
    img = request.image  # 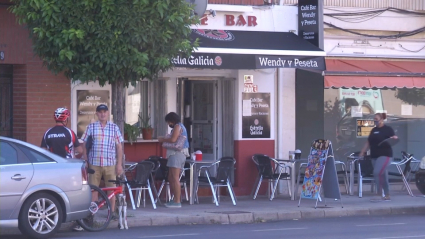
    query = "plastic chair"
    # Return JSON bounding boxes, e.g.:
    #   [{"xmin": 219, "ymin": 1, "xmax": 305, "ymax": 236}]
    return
[
  {"xmin": 252, "ymin": 154, "xmax": 291, "ymax": 201},
  {"xmin": 195, "ymin": 157, "xmax": 237, "ymax": 206},
  {"xmin": 127, "ymin": 161, "xmax": 157, "ymax": 209}
]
